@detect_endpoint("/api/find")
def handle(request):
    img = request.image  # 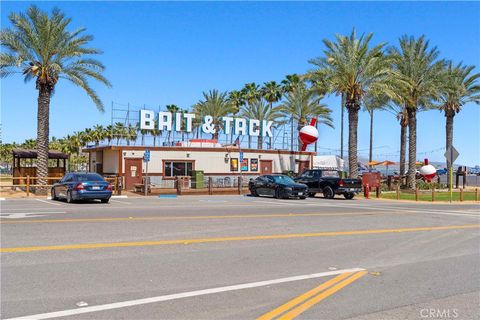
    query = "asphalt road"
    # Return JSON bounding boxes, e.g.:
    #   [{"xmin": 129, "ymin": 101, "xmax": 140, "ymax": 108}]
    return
[{"xmin": 1, "ymin": 195, "xmax": 479, "ymax": 320}]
